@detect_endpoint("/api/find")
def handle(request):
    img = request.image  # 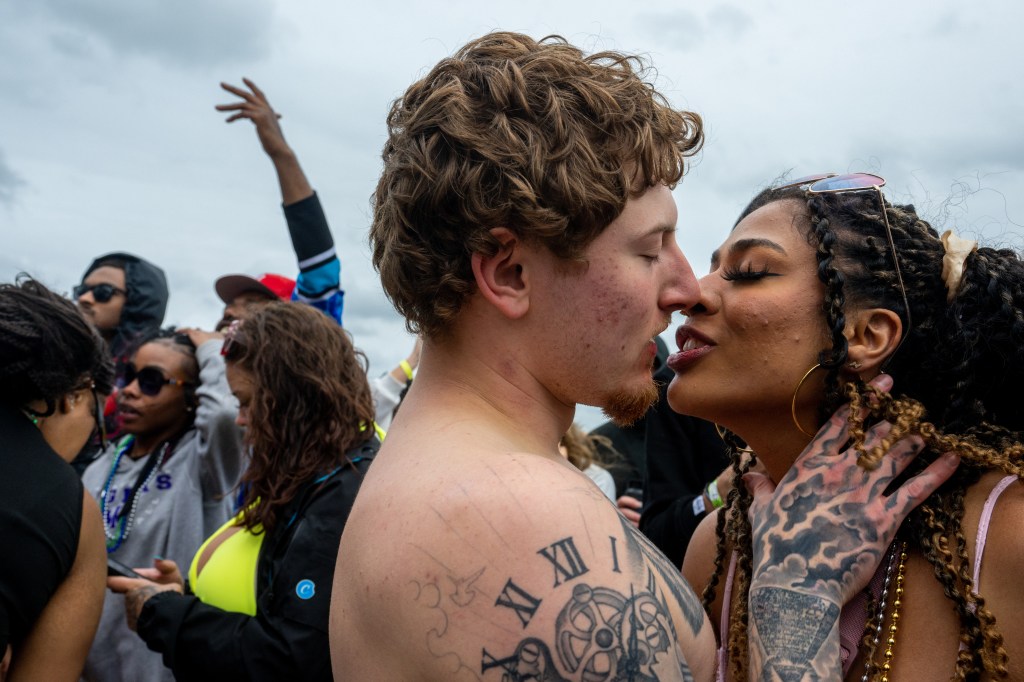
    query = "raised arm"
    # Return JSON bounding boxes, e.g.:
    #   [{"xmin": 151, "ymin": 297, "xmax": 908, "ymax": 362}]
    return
[
  {"xmin": 216, "ymin": 79, "xmax": 344, "ymax": 326},
  {"xmin": 745, "ymin": 375, "xmax": 959, "ymax": 681},
  {"xmin": 178, "ymin": 331, "xmax": 244, "ymax": 499},
  {"xmin": 217, "ymin": 78, "xmax": 312, "ymax": 204}
]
